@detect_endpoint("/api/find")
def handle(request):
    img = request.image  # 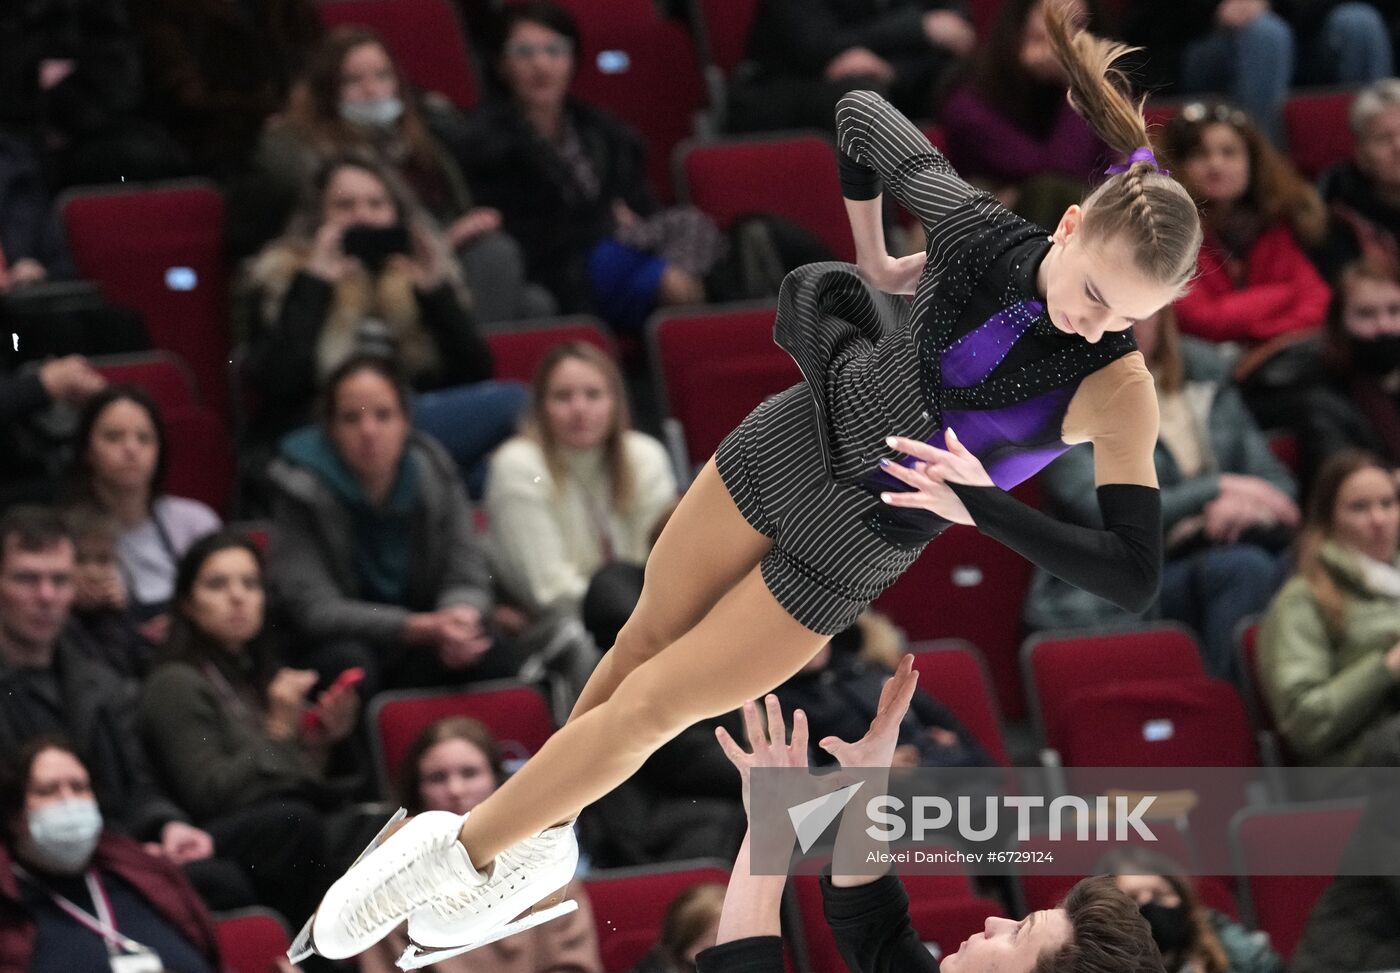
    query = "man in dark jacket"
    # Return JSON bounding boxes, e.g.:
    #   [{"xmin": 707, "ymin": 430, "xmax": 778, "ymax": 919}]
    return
[{"xmin": 728, "ymin": 0, "xmax": 976, "ymax": 132}]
